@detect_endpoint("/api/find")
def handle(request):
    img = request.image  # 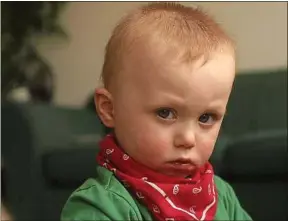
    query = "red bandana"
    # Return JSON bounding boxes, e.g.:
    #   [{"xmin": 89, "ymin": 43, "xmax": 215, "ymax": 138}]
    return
[{"xmin": 96, "ymin": 134, "xmax": 218, "ymax": 221}]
